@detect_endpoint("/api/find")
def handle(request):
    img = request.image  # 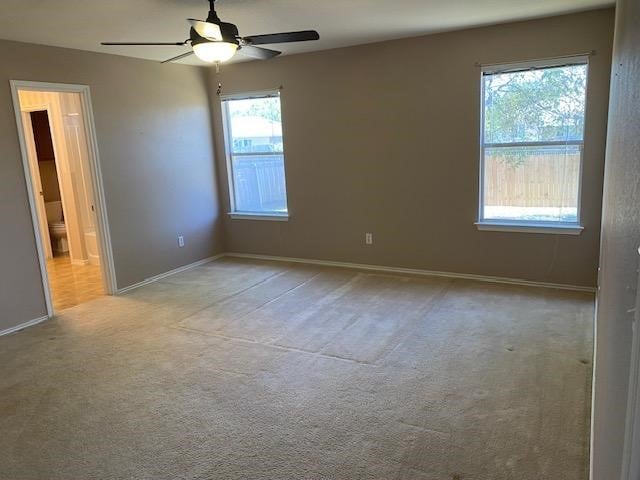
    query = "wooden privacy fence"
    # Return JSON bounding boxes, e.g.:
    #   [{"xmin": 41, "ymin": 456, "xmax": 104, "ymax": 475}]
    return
[
  {"xmin": 484, "ymin": 150, "xmax": 580, "ymax": 207},
  {"xmin": 233, "ymin": 154, "xmax": 287, "ymax": 212}
]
